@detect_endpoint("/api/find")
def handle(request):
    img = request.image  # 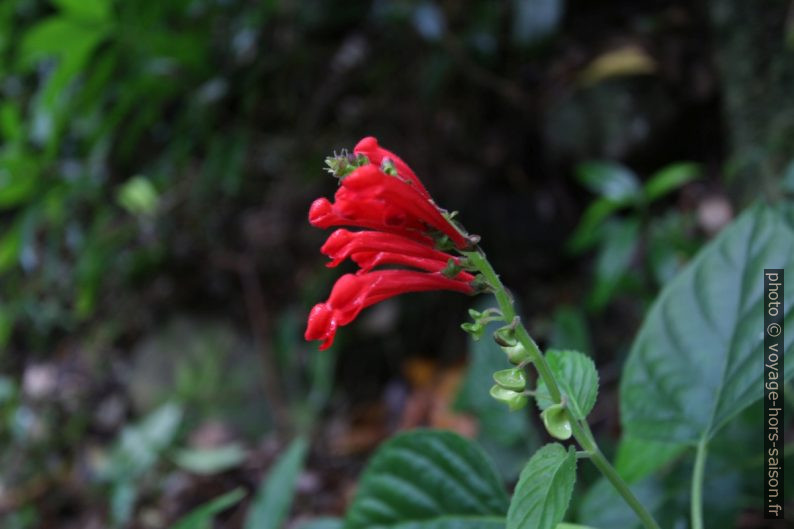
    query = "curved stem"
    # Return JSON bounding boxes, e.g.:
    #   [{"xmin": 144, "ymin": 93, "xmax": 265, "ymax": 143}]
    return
[
  {"xmin": 465, "ymin": 248, "xmax": 662, "ymax": 529},
  {"xmin": 691, "ymin": 437, "xmax": 708, "ymax": 529},
  {"xmin": 569, "ymin": 418, "xmax": 661, "ymax": 529},
  {"xmin": 465, "ymin": 250, "xmax": 562, "ymax": 403}
]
